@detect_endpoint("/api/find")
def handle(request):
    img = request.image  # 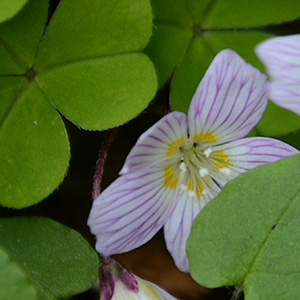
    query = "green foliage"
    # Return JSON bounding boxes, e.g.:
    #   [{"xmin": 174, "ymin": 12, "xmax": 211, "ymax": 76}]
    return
[
  {"xmin": 34, "ymin": 0, "xmax": 157, "ymax": 130},
  {"xmin": 0, "ymin": 246, "xmax": 38, "ymax": 300},
  {"xmin": 0, "ymin": 0, "xmax": 28, "ymax": 23},
  {"xmin": 257, "ymin": 101, "xmax": 300, "ymax": 136},
  {"xmin": 277, "ymin": 130, "xmax": 300, "ymax": 151},
  {"xmin": 0, "ymin": 0, "xmax": 47, "ymax": 75},
  {"xmin": 204, "ymin": 0, "xmax": 300, "ymax": 28},
  {"xmin": 187, "ymin": 154, "xmax": 300, "ymax": 299},
  {"xmin": 170, "ymin": 36, "xmax": 214, "ymax": 114},
  {"xmin": 0, "ymin": 217, "xmax": 100, "ymax": 300},
  {"xmin": 0, "ymin": 78, "xmax": 69, "ymax": 208},
  {"xmin": 0, "ymin": 0, "xmax": 157, "ymax": 208},
  {"xmin": 0, "ymin": 0, "xmax": 299, "ymax": 298},
  {"xmin": 35, "ymin": 53, "xmax": 156, "ymax": 129},
  {"xmin": 146, "ymin": 0, "xmax": 300, "ymax": 134}
]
